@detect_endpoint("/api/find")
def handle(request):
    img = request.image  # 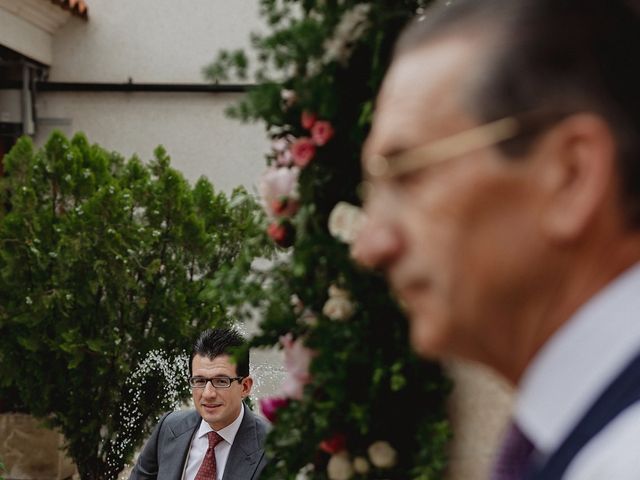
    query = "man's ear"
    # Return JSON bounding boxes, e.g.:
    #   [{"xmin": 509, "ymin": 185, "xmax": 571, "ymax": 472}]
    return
[
  {"xmin": 241, "ymin": 376, "xmax": 253, "ymax": 398},
  {"xmin": 535, "ymin": 113, "xmax": 617, "ymax": 243}
]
